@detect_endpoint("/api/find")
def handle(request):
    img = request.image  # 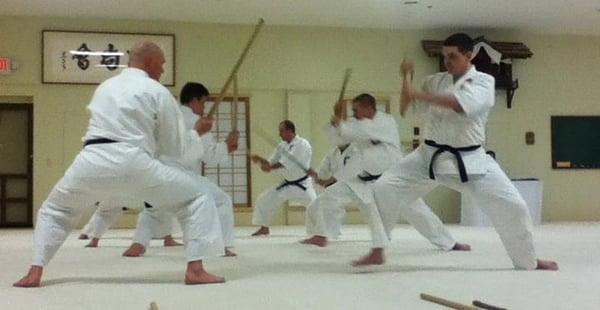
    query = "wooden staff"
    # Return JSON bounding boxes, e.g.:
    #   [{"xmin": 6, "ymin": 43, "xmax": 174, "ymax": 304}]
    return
[
  {"xmin": 399, "ymin": 58, "xmax": 414, "ymax": 117},
  {"xmin": 420, "ymin": 293, "xmax": 480, "ymax": 310},
  {"xmin": 333, "ymin": 68, "xmax": 352, "ymax": 120},
  {"xmin": 208, "ymin": 18, "xmax": 265, "ymax": 118},
  {"xmin": 232, "ymin": 74, "xmax": 239, "ymax": 132}
]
